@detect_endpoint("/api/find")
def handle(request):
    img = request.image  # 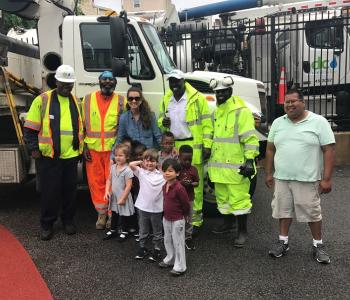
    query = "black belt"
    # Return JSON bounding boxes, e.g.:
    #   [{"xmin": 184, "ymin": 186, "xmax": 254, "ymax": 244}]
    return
[{"xmin": 175, "ymin": 137, "xmax": 193, "ymax": 142}]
